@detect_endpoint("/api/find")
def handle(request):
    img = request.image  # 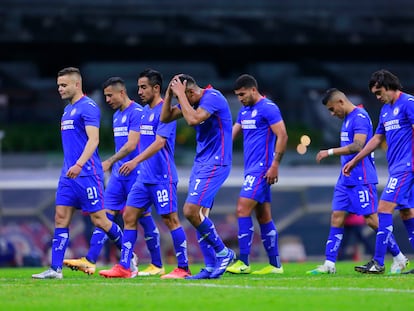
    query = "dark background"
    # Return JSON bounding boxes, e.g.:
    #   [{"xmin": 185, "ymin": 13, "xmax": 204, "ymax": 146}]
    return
[
  {"xmin": 1, "ymin": 0, "xmax": 414, "ymax": 154},
  {"xmin": 1, "ymin": 1, "xmax": 414, "ymax": 265}
]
